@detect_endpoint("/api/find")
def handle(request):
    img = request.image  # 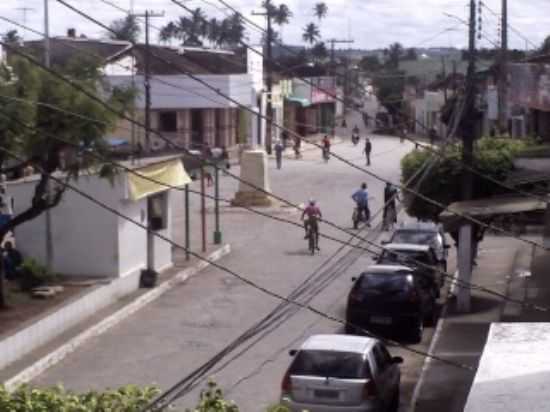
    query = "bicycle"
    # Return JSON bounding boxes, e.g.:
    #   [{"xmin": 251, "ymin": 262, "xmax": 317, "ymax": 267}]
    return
[{"xmin": 305, "ymin": 218, "xmax": 320, "ymax": 255}]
